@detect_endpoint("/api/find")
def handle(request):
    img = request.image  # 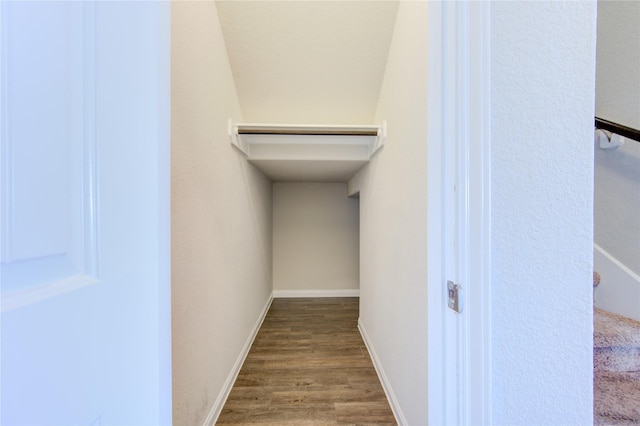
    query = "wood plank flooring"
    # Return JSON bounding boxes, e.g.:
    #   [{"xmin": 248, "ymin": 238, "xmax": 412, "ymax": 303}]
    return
[{"xmin": 216, "ymin": 297, "xmax": 396, "ymax": 425}]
